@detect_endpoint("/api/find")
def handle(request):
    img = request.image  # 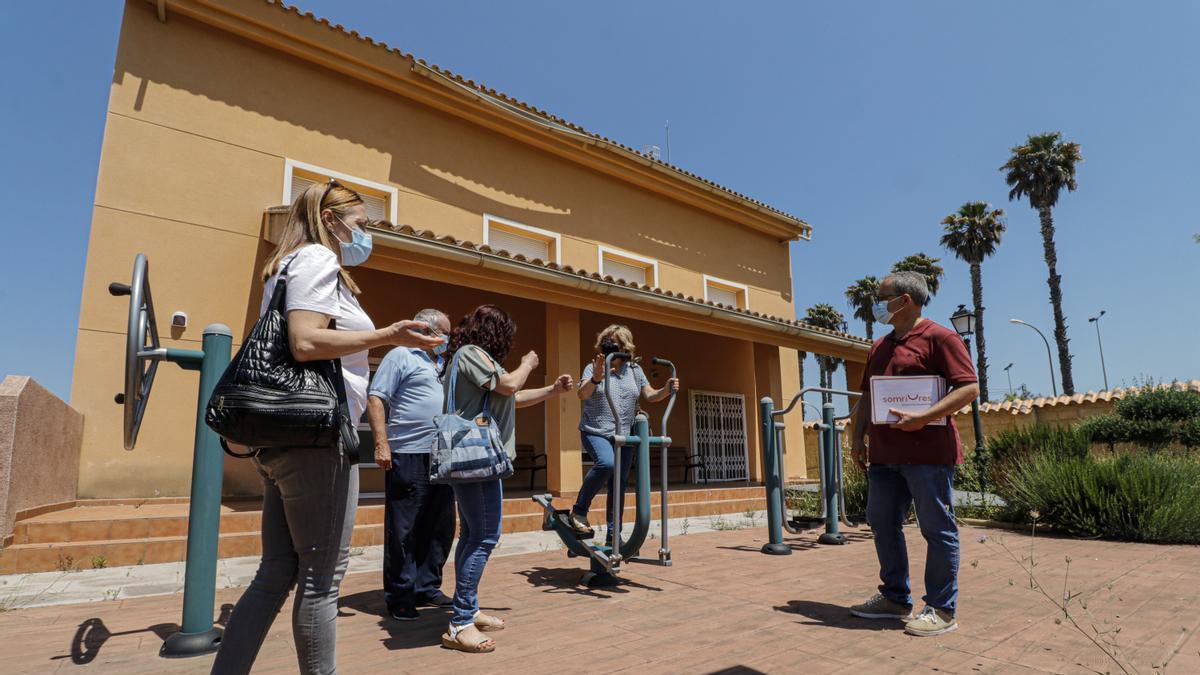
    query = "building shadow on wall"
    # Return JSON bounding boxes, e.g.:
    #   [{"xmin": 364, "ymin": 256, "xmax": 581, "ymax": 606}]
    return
[{"xmin": 111, "ymin": 2, "xmax": 773, "ymax": 288}]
